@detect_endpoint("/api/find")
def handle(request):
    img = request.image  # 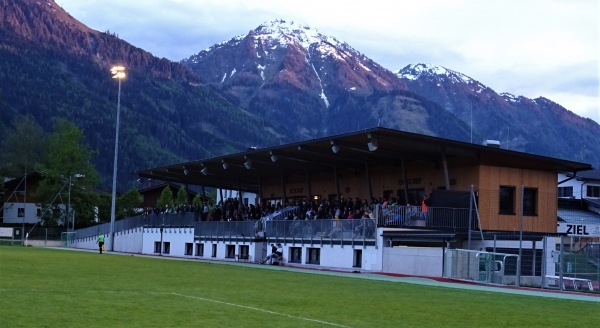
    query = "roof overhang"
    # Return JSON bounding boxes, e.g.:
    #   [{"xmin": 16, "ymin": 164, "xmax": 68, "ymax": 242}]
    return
[{"xmin": 136, "ymin": 127, "xmax": 593, "ymax": 192}]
